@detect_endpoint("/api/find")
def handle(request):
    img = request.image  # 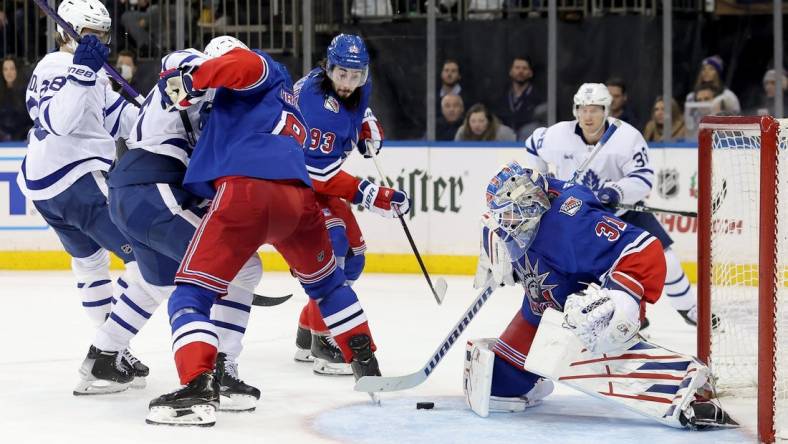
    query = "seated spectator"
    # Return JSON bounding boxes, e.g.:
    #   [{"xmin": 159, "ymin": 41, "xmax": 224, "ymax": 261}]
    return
[
  {"xmin": 455, "ymin": 103, "xmax": 516, "ymax": 142},
  {"xmin": 749, "ymin": 68, "xmax": 787, "ymax": 116},
  {"xmin": 642, "ymin": 96, "xmax": 686, "ymax": 142},
  {"xmin": 685, "ymin": 55, "xmax": 740, "ymax": 113},
  {"xmin": 111, "ymin": 49, "xmax": 146, "ymax": 97},
  {"xmin": 0, "ymin": 56, "xmax": 32, "ymax": 140},
  {"xmin": 438, "ymin": 59, "xmax": 466, "ymax": 103},
  {"xmin": 684, "ymin": 83, "xmax": 720, "ymax": 141},
  {"xmin": 436, "ymin": 94, "xmax": 464, "ymax": 141},
  {"xmin": 495, "ymin": 56, "xmax": 544, "ymax": 141},
  {"xmin": 606, "ymin": 77, "xmax": 639, "ymax": 129}
]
